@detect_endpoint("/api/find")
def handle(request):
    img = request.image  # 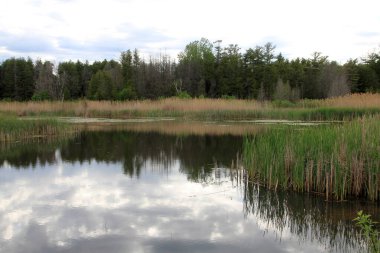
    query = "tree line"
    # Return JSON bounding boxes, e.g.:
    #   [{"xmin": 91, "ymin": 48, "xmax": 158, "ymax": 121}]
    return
[{"xmin": 0, "ymin": 38, "xmax": 379, "ymax": 101}]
